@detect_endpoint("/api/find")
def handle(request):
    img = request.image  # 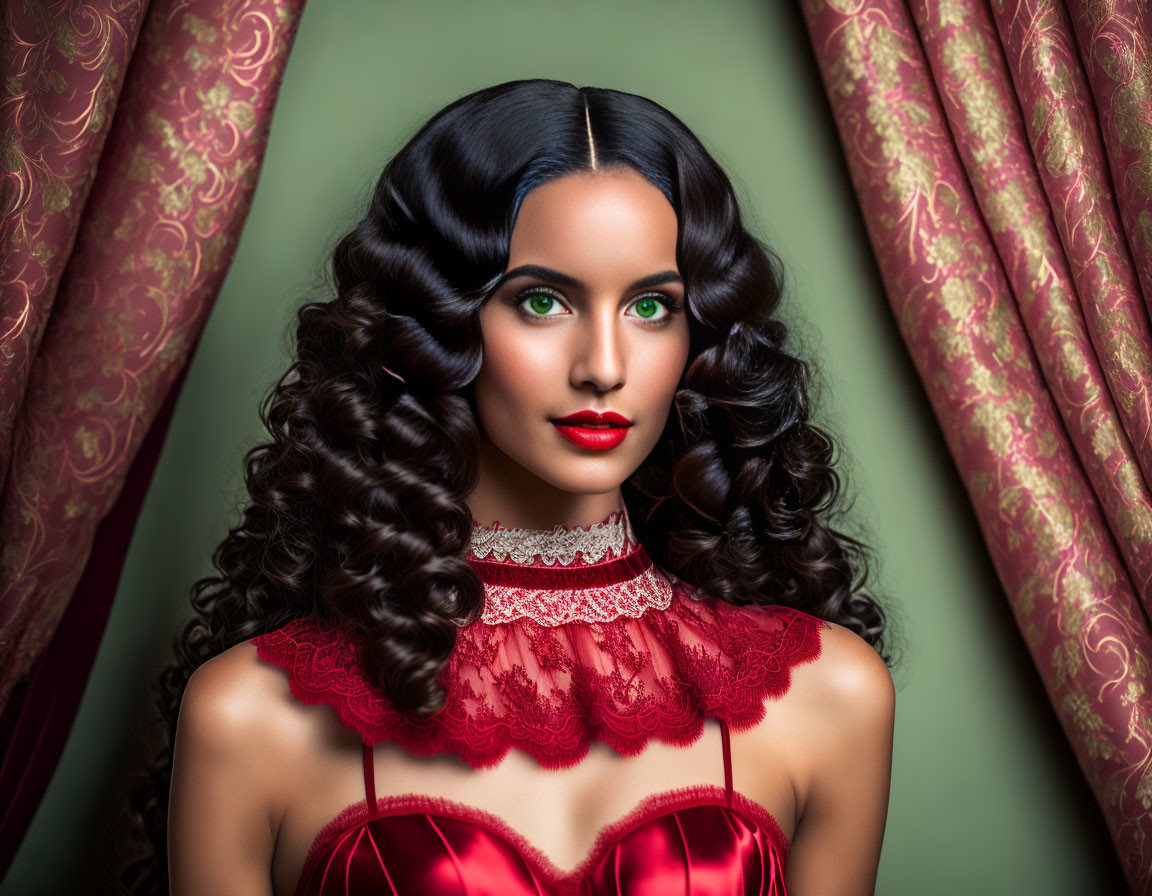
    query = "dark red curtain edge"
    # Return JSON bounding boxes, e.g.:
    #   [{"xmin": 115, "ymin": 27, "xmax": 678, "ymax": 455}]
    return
[{"xmin": 0, "ymin": 354, "xmax": 195, "ymax": 883}]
